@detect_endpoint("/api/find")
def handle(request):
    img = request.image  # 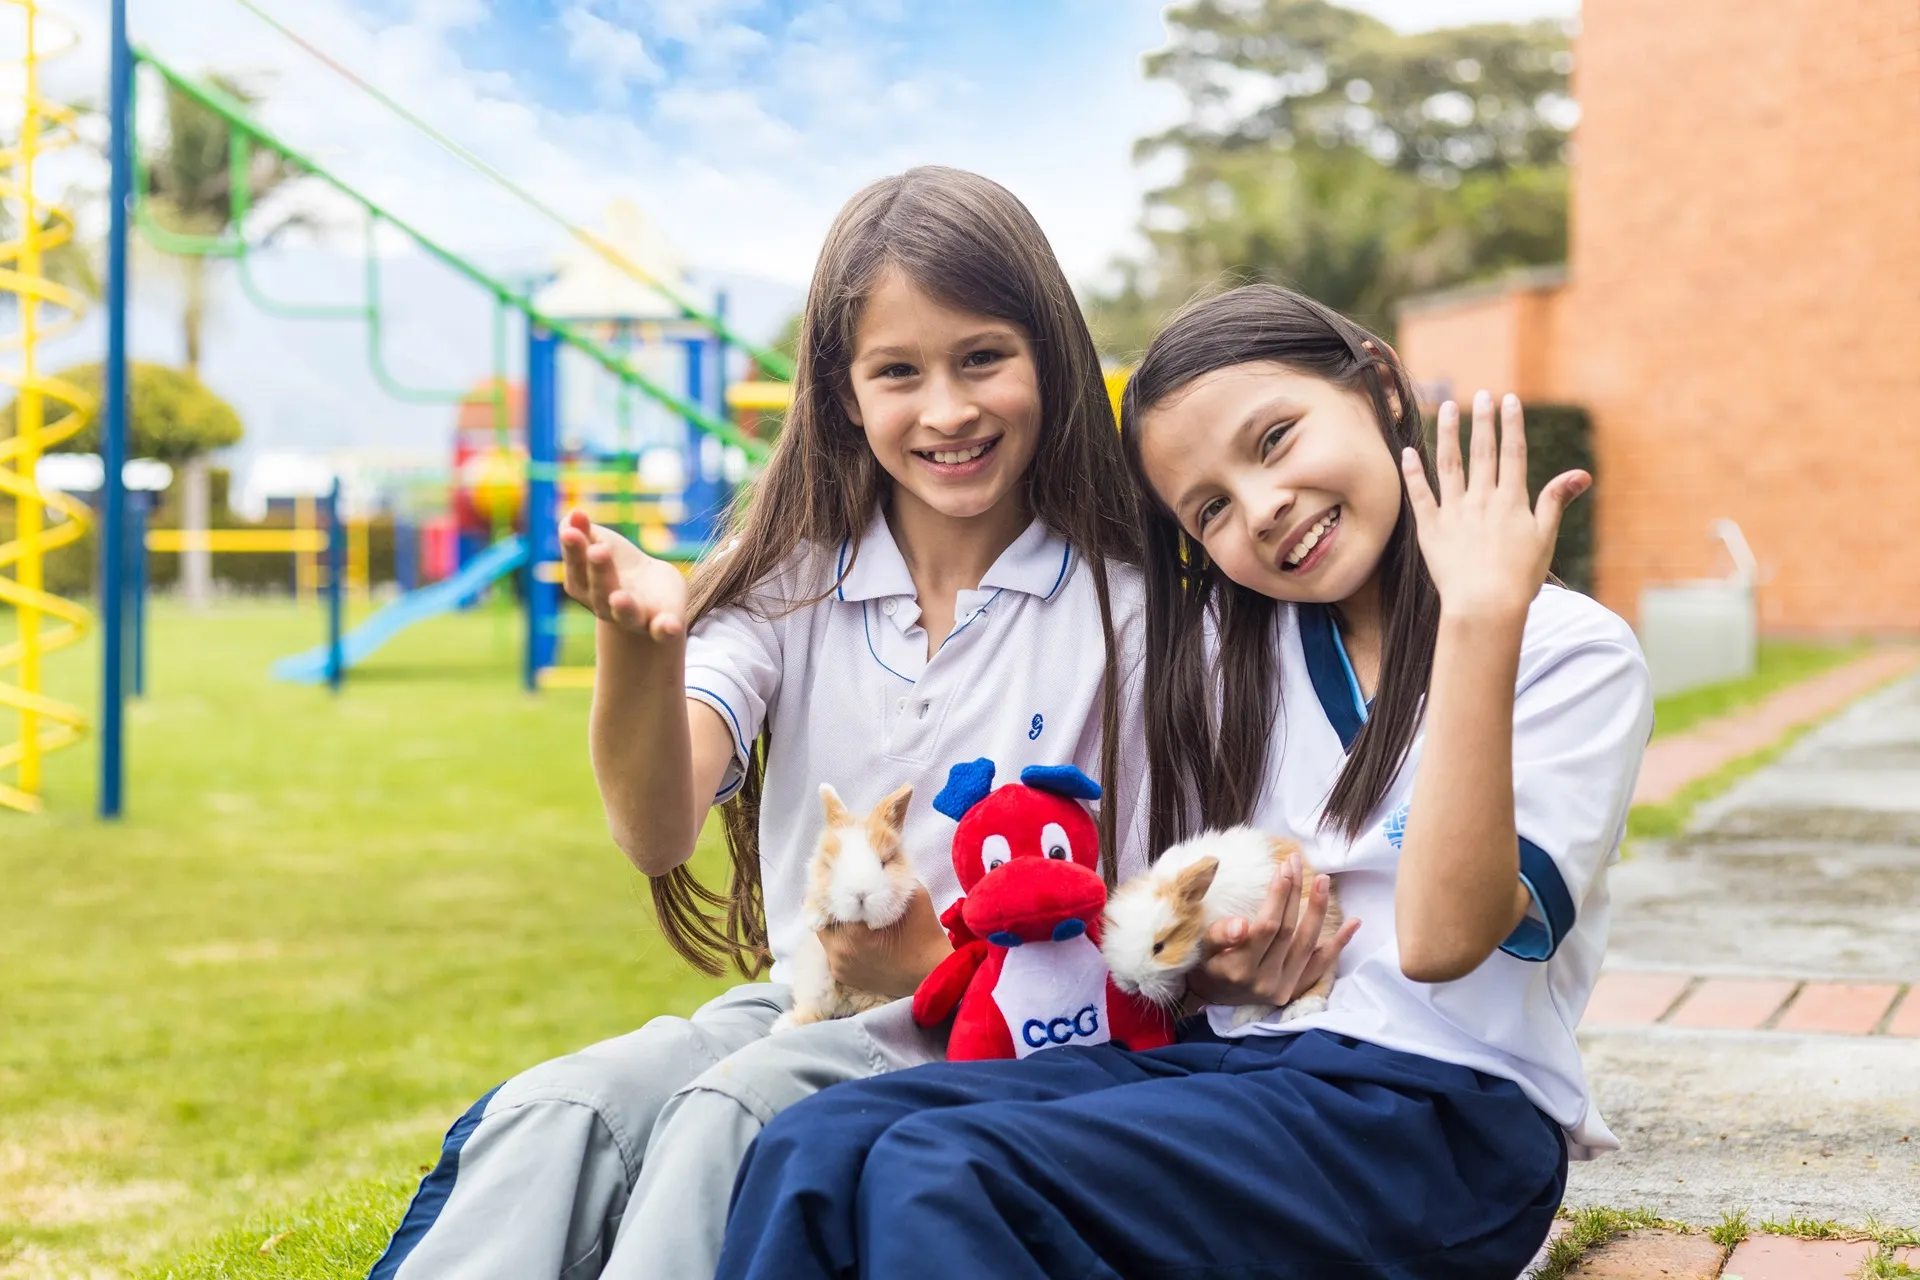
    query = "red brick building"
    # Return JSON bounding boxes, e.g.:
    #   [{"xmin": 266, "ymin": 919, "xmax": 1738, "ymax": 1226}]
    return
[{"xmin": 1396, "ymin": 0, "xmax": 1920, "ymax": 633}]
